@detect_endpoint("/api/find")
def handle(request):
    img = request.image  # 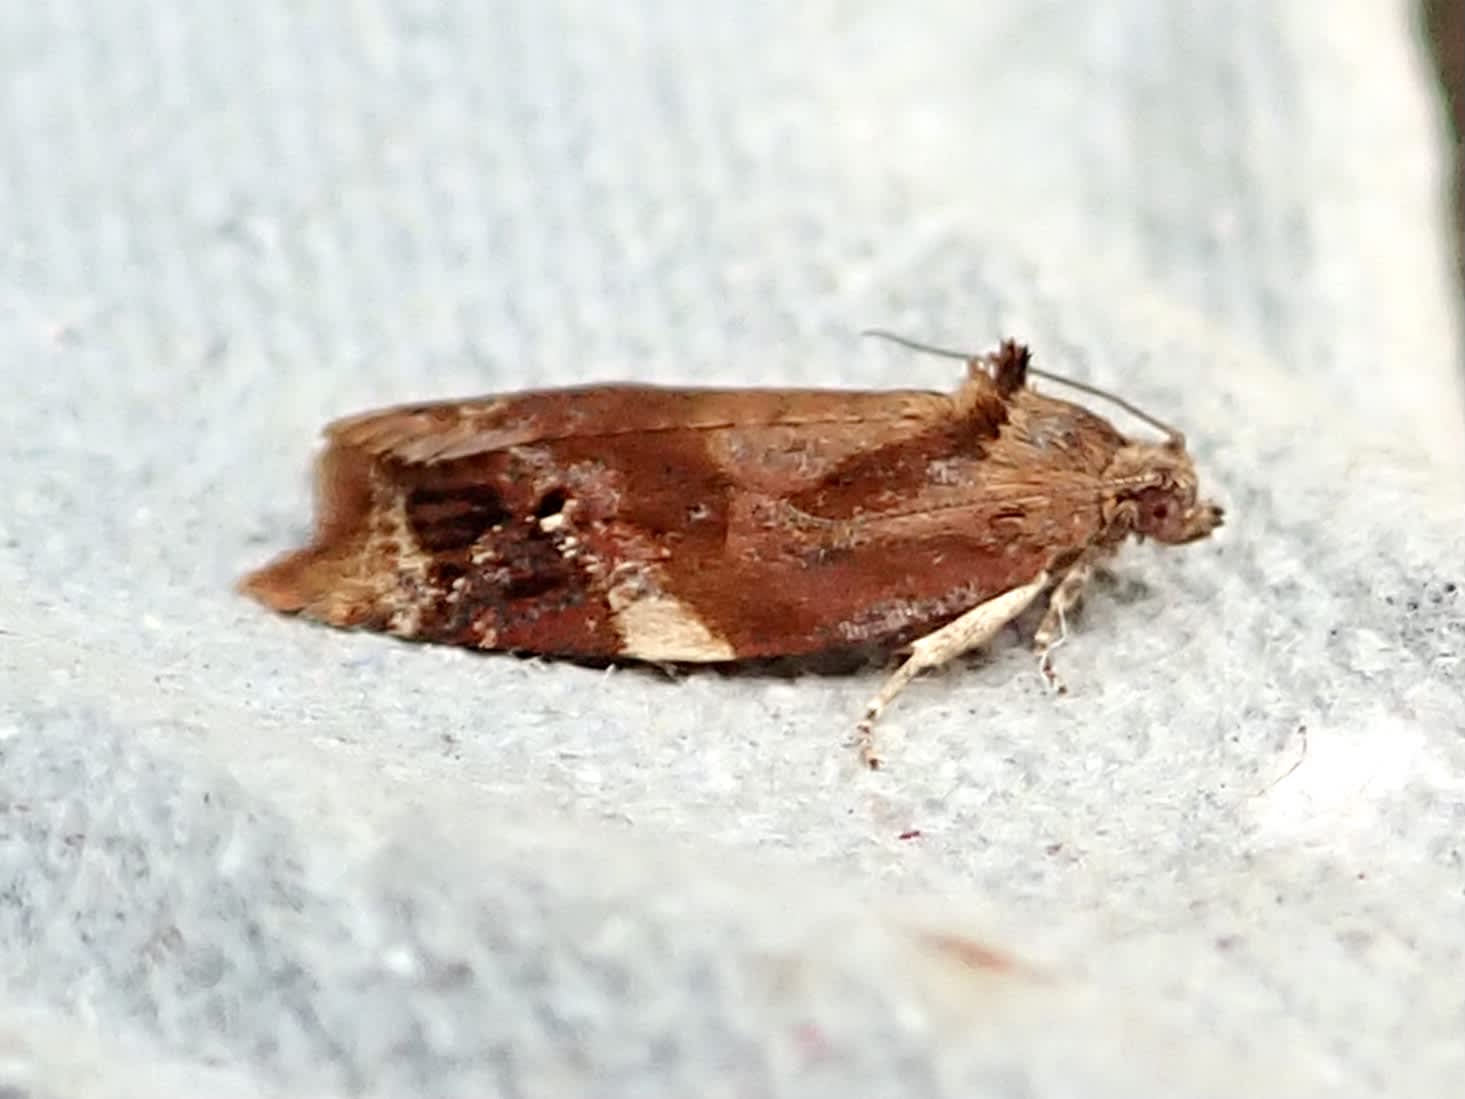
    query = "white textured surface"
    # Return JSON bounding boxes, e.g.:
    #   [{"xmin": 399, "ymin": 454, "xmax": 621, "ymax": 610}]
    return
[{"xmin": 3, "ymin": 2, "xmax": 1464, "ymax": 1096}]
